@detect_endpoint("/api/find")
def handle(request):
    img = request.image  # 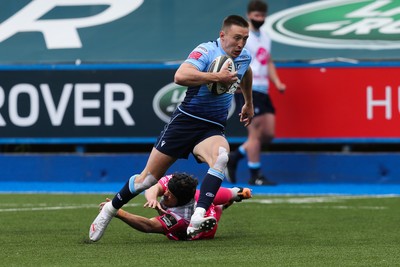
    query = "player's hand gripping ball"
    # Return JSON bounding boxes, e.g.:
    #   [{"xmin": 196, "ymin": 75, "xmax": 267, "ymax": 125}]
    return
[{"xmin": 207, "ymin": 55, "xmax": 236, "ymax": 95}]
